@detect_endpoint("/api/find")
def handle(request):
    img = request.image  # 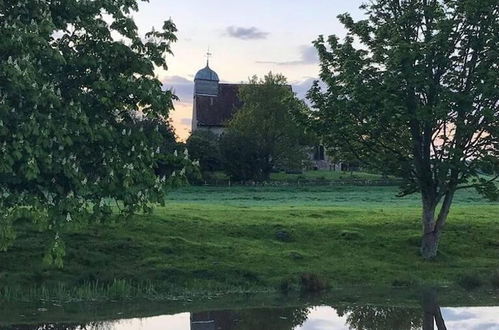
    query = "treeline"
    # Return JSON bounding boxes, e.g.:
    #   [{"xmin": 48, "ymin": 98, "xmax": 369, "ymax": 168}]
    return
[{"xmin": 186, "ymin": 73, "xmax": 315, "ymax": 182}]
